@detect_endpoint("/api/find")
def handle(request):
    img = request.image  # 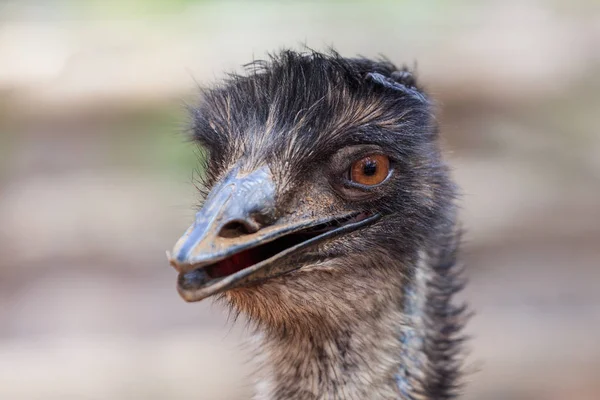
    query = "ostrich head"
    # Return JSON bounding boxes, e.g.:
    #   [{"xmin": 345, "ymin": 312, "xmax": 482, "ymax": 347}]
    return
[{"xmin": 168, "ymin": 50, "xmax": 463, "ymax": 399}]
